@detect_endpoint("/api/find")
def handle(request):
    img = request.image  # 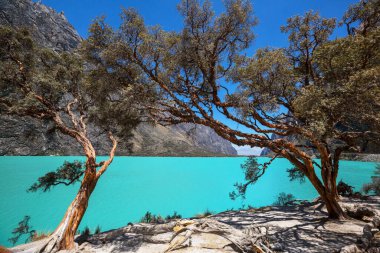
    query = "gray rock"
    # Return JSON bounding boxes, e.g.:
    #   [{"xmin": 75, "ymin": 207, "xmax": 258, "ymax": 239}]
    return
[
  {"xmin": 340, "ymin": 245, "xmax": 363, "ymax": 253},
  {"xmin": 271, "ymin": 242, "xmax": 284, "ymax": 251},
  {"xmin": 0, "ymin": 0, "xmax": 81, "ymax": 51},
  {"xmin": 373, "ymin": 217, "xmax": 380, "ymax": 228},
  {"xmin": 348, "ymin": 206, "xmax": 377, "ymax": 220},
  {"xmin": 364, "ymin": 225, "xmax": 374, "ymax": 240}
]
